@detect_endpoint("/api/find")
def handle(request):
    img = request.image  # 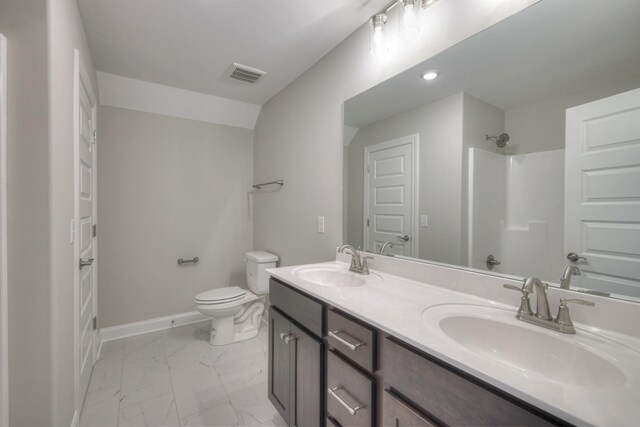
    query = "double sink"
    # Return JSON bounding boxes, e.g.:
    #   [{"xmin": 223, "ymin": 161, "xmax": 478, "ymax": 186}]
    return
[{"xmin": 291, "ymin": 263, "xmax": 634, "ymax": 391}]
